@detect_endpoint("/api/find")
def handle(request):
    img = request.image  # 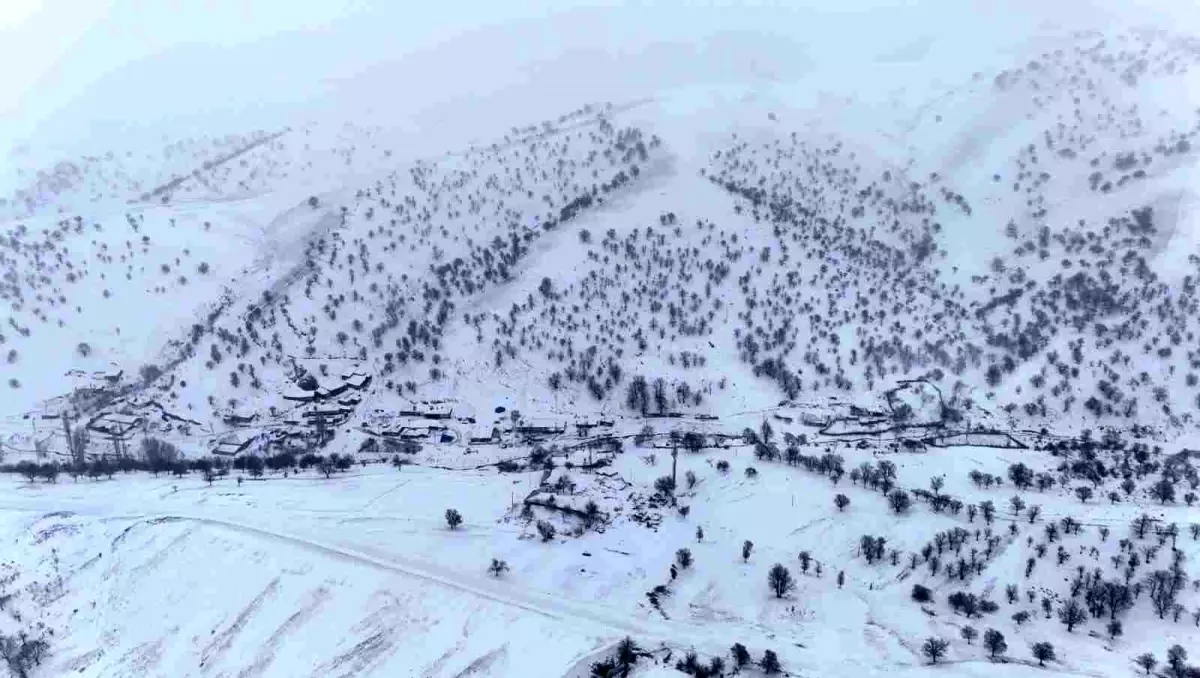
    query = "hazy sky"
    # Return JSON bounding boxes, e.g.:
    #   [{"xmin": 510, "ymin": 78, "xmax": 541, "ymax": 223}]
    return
[
  {"xmin": 0, "ymin": 0, "xmax": 562, "ymax": 147},
  {"xmin": 2, "ymin": 0, "xmax": 1197, "ymax": 163}
]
